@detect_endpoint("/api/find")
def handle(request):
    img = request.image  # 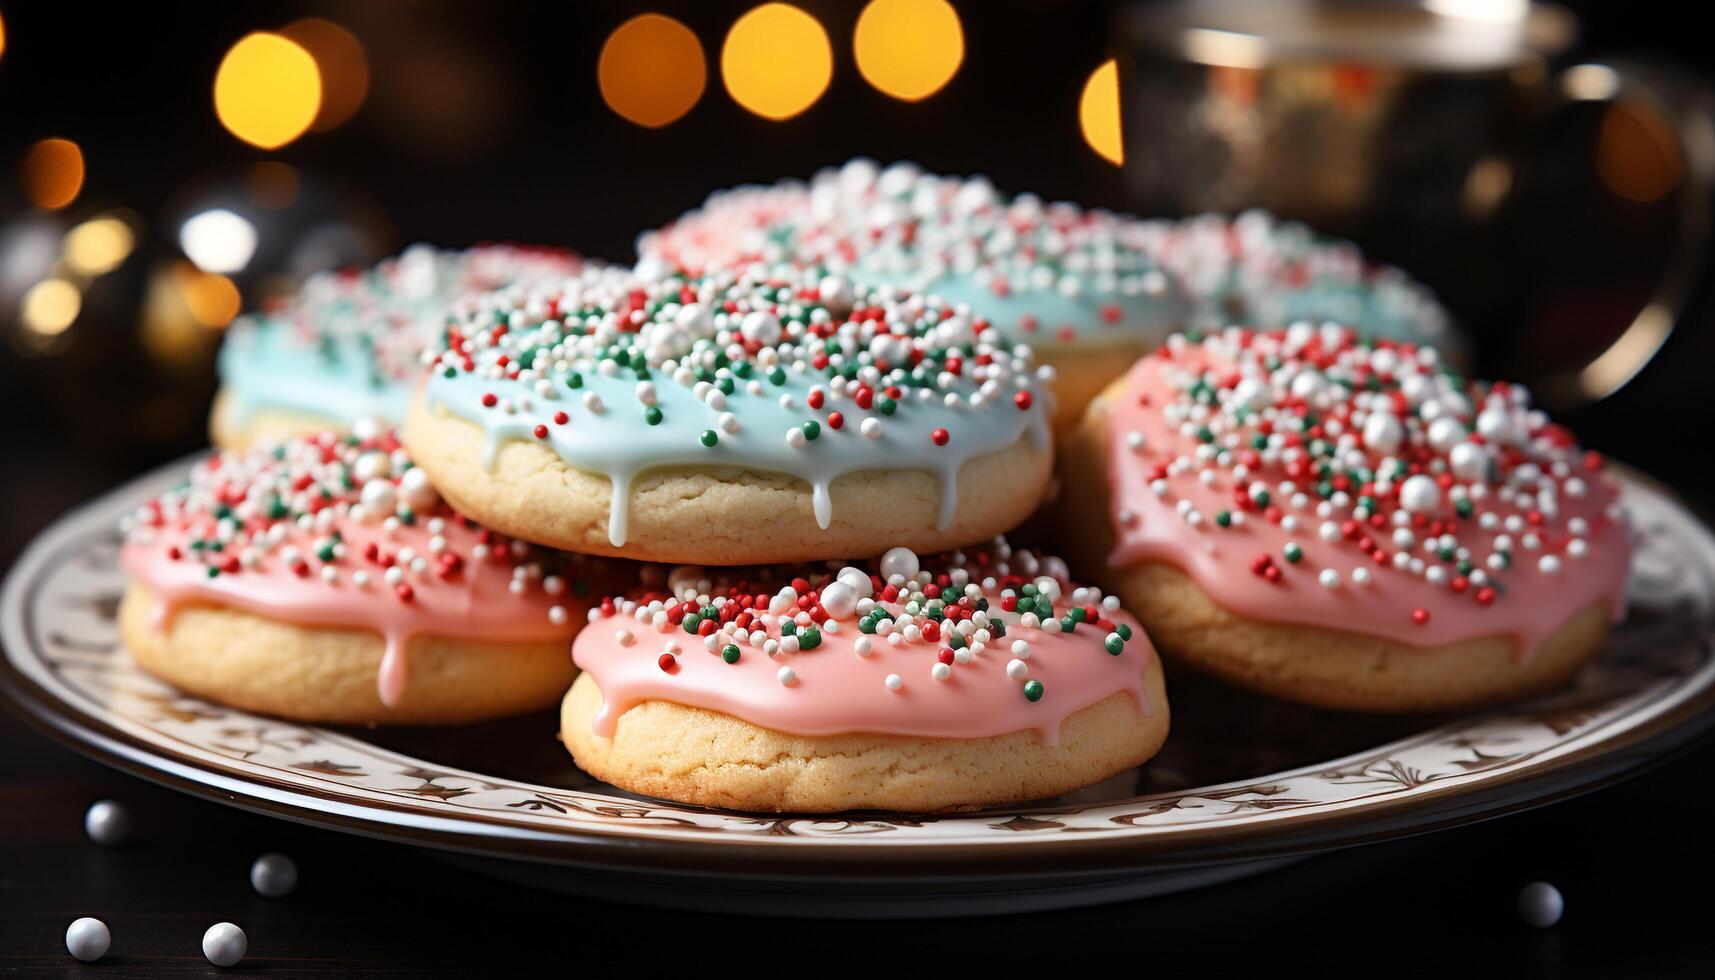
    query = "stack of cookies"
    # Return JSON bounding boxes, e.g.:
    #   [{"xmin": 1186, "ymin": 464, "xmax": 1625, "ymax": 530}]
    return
[{"xmin": 116, "ymin": 160, "xmax": 1631, "ymax": 813}]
